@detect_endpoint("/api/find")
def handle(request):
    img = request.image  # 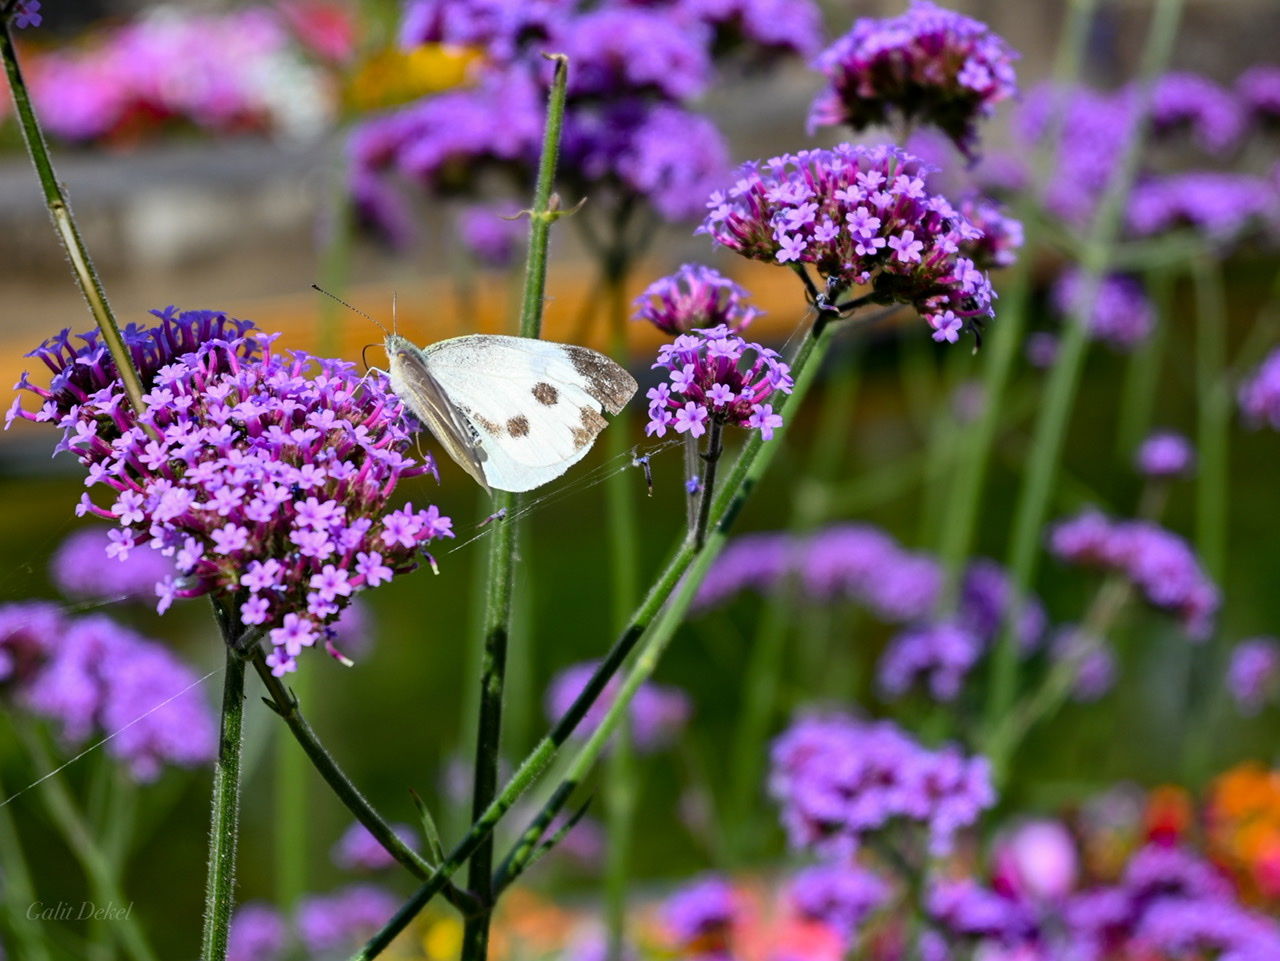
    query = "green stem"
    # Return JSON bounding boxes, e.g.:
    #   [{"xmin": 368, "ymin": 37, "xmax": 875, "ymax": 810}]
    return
[
  {"xmin": 1192, "ymin": 259, "xmax": 1228, "ymax": 583},
  {"xmin": 604, "ymin": 714, "xmax": 635, "ymax": 961},
  {"xmin": 200, "ymin": 644, "xmax": 247, "ymax": 961},
  {"xmin": 692, "ymin": 420, "xmax": 725, "ymax": 550},
  {"xmin": 19, "ymin": 728, "xmax": 158, "ymax": 961},
  {"xmin": 982, "ymin": 0, "xmax": 1185, "ymax": 754},
  {"xmin": 935, "ymin": 0, "xmax": 1103, "ymax": 605},
  {"xmin": 348, "ymin": 312, "xmax": 834, "ymax": 961},
  {"xmin": 1115, "ymin": 266, "xmax": 1175, "ymax": 457},
  {"xmin": 0, "ymin": 773, "xmax": 54, "ymax": 961},
  {"xmin": 251, "ymin": 655, "xmax": 481, "ymax": 914},
  {"xmin": 0, "ymin": 21, "xmax": 146, "ymax": 413},
  {"xmin": 461, "ymin": 54, "xmax": 569, "ymax": 961}
]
